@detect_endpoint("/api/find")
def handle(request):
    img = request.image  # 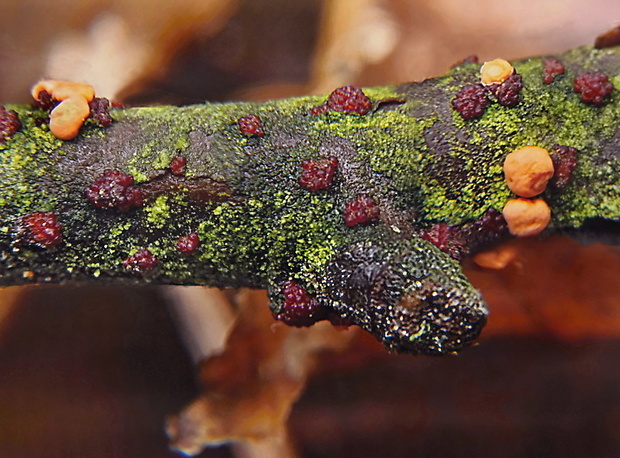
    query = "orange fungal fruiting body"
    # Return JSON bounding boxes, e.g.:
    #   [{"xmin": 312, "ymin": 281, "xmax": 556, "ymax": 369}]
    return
[
  {"xmin": 473, "ymin": 244, "xmax": 518, "ymax": 270},
  {"xmin": 32, "ymin": 80, "xmax": 95, "ymax": 102},
  {"xmin": 49, "ymin": 97, "xmax": 91, "ymax": 140},
  {"xmin": 480, "ymin": 59, "xmax": 514, "ymax": 86},
  {"xmin": 32, "ymin": 80, "xmax": 96, "ymax": 140},
  {"xmin": 502, "ymin": 198, "xmax": 551, "ymax": 237},
  {"xmin": 503, "ymin": 146, "xmax": 554, "ymax": 197}
]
